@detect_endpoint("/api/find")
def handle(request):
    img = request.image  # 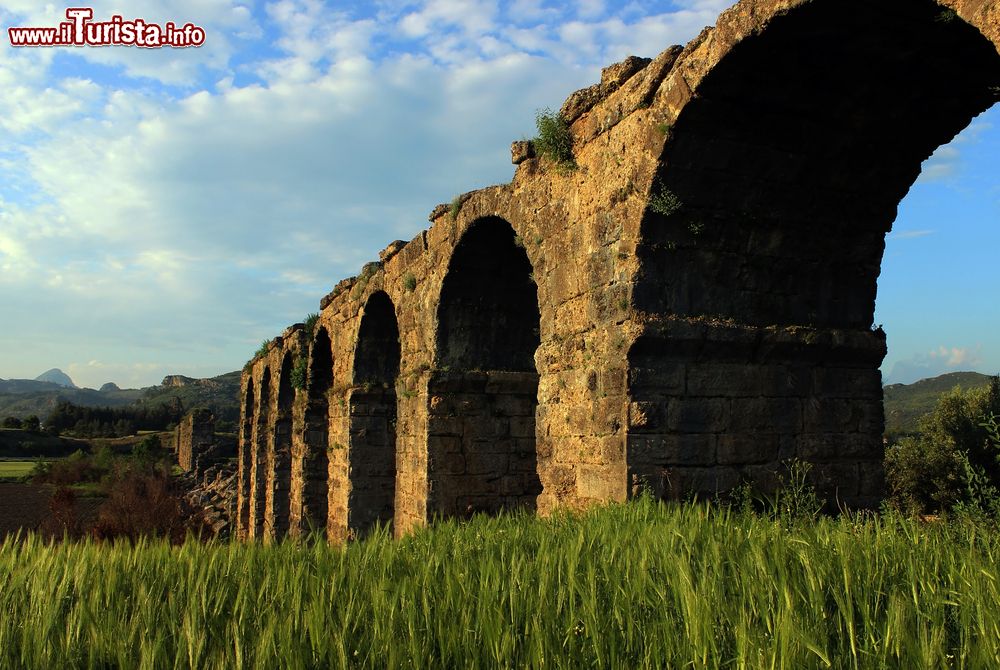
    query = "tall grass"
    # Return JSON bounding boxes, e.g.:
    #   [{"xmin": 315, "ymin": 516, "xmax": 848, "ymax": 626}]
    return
[{"xmin": 2, "ymin": 499, "xmax": 999, "ymax": 668}]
